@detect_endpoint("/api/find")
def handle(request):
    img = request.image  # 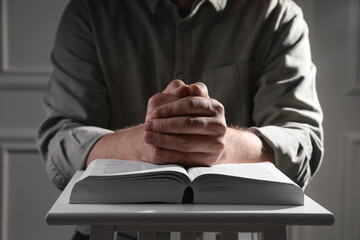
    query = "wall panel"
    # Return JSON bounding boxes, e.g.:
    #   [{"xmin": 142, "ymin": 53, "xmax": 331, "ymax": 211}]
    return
[
  {"xmin": 347, "ymin": 0, "xmax": 360, "ymax": 94},
  {"xmin": 0, "ymin": 89, "xmax": 45, "ymax": 129},
  {"xmin": 342, "ymin": 133, "xmax": 360, "ymax": 240},
  {"xmin": 1, "ymin": 0, "xmax": 66, "ymax": 73},
  {"xmin": 0, "ymin": 136, "xmax": 73, "ymax": 240},
  {"xmin": 0, "ymin": 0, "xmax": 72, "ymax": 239}
]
